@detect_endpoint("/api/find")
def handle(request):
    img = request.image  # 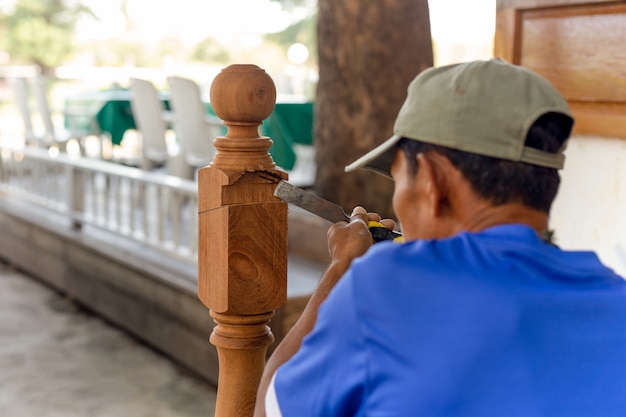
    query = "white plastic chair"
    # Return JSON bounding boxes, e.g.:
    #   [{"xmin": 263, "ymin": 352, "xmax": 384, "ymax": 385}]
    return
[
  {"xmin": 30, "ymin": 75, "xmax": 73, "ymax": 152},
  {"xmin": 129, "ymin": 78, "xmax": 178, "ymax": 170},
  {"xmin": 167, "ymin": 76, "xmax": 221, "ymax": 178},
  {"xmin": 10, "ymin": 77, "xmax": 40, "ymax": 146}
]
